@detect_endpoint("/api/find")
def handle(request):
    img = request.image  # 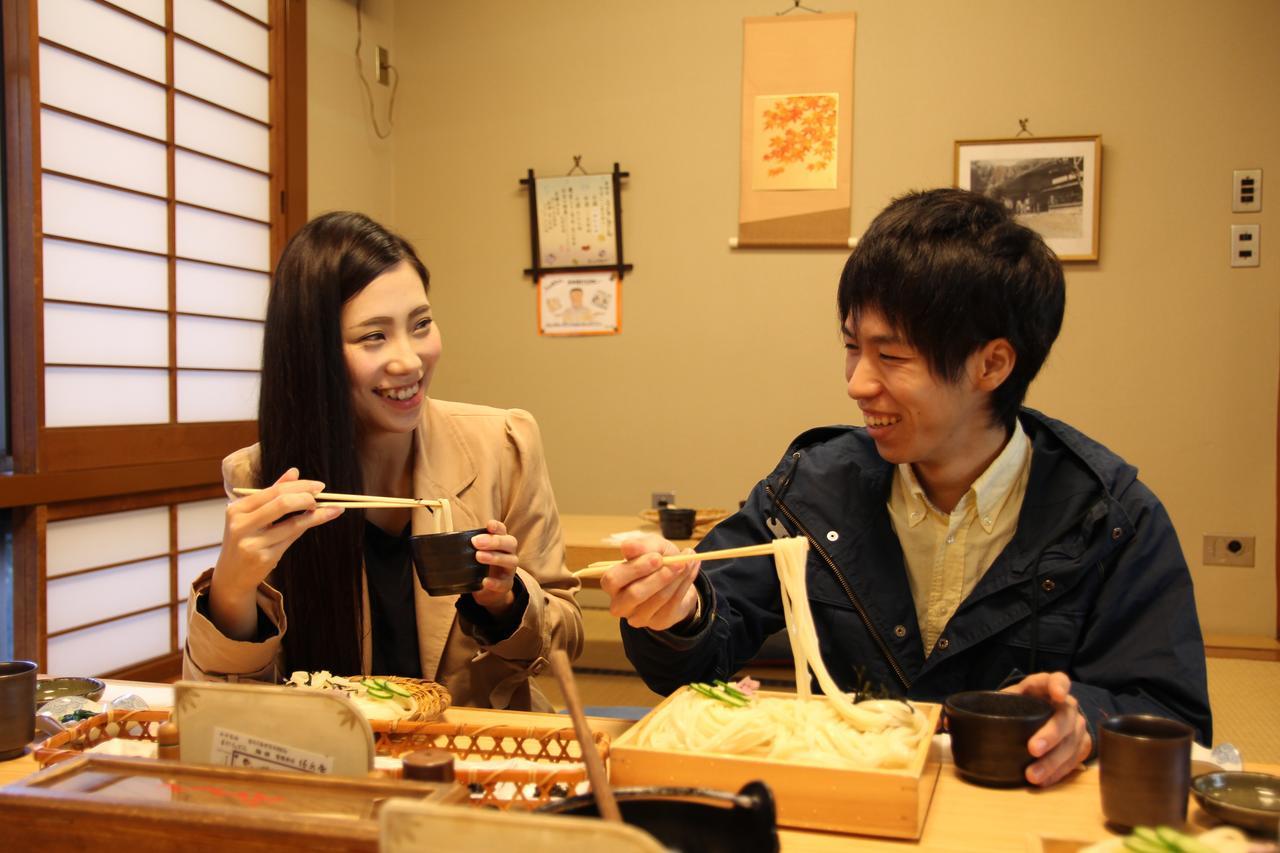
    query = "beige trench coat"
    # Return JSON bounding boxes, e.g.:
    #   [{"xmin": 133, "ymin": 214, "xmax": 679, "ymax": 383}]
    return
[{"xmin": 182, "ymin": 398, "xmax": 583, "ymax": 710}]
